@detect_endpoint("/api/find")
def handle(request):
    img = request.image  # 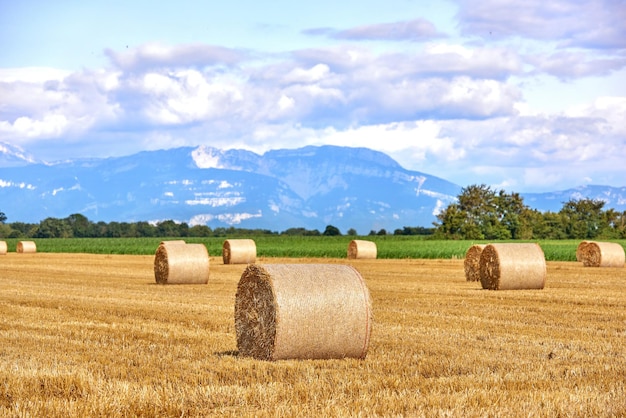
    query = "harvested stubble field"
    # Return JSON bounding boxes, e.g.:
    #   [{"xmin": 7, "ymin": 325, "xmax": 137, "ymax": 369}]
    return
[{"xmin": 0, "ymin": 253, "xmax": 625, "ymax": 417}]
